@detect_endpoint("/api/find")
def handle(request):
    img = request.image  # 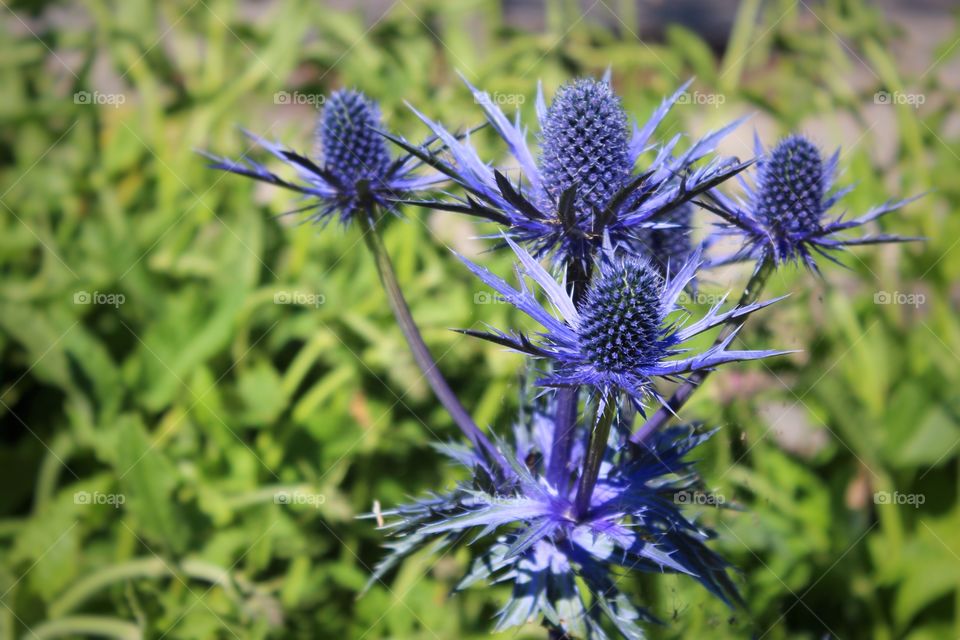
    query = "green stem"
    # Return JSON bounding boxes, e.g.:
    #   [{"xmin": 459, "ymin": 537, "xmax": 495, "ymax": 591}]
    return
[
  {"xmin": 356, "ymin": 211, "xmax": 505, "ymax": 469},
  {"xmin": 34, "ymin": 431, "xmax": 73, "ymax": 513},
  {"xmin": 574, "ymin": 391, "xmax": 617, "ymax": 517},
  {"xmin": 719, "ymin": 0, "xmax": 763, "ymax": 94},
  {"xmin": 49, "ymin": 558, "xmax": 243, "ymax": 618},
  {"xmin": 630, "ymin": 255, "xmax": 775, "ymax": 445},
  {"xmin": 29, "ymin": 617, "xmax": 141, "ymax": 640}
]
